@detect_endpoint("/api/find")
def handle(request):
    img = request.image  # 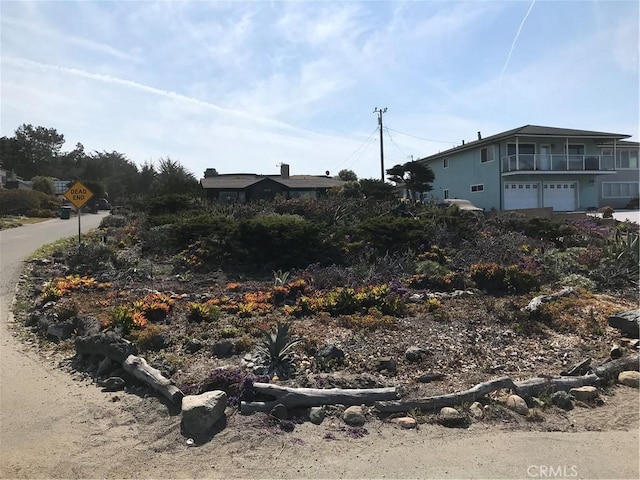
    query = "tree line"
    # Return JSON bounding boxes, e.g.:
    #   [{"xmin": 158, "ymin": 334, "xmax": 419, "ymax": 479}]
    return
[{"xmin": 0, "ymin": 124, "xmax": 199, "ymax": 203}]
